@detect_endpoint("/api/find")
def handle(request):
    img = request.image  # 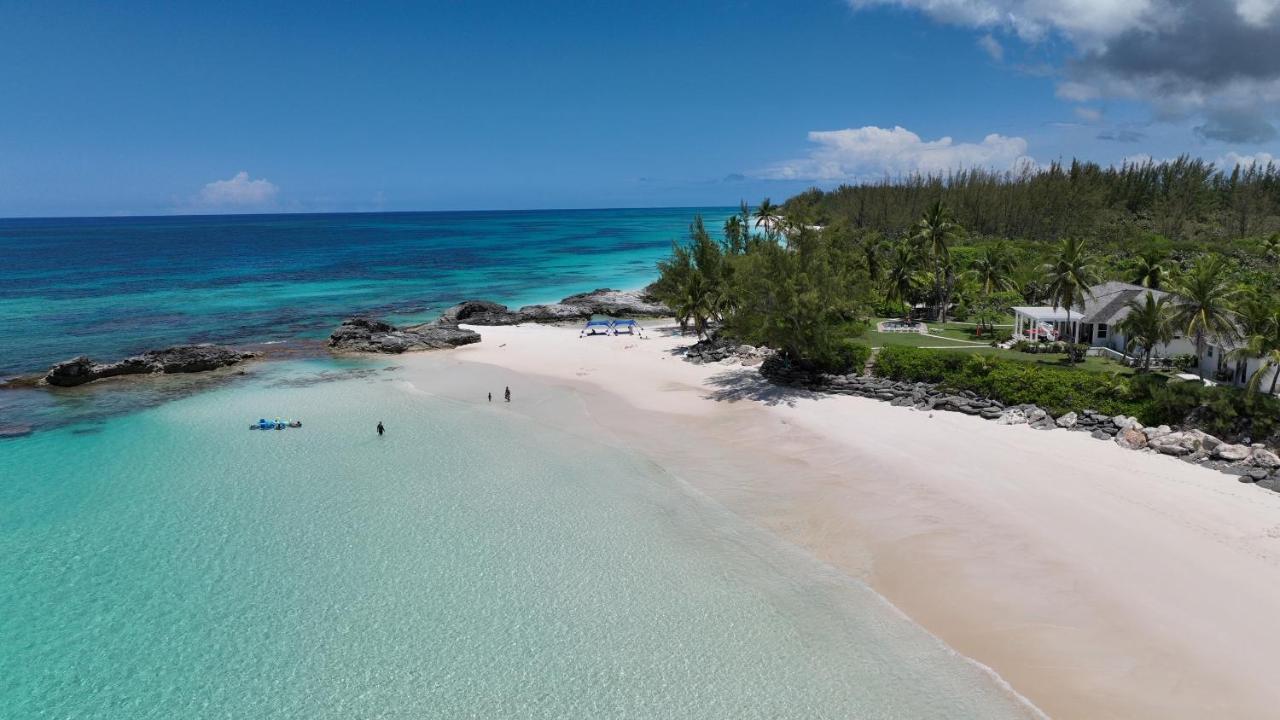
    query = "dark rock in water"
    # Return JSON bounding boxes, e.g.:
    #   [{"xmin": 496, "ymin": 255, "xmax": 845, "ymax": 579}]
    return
[
  {"xmin": 44, "ymin": 345, "xmax": 257, "ymax": 387},
  {"xmin": 437, "ymin": 288, "xmax": 671, "ymax": 326},
  {"xmin": 328, "ymin": 317, "xmax": 481, "ymax": 354},
  {"xmin": 437, "ymin": 300, "xmax": 525, "ymax": 325},
  {"xmin": 0, "ymin": 423, "xmax": 34, "ymax": 438}
]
